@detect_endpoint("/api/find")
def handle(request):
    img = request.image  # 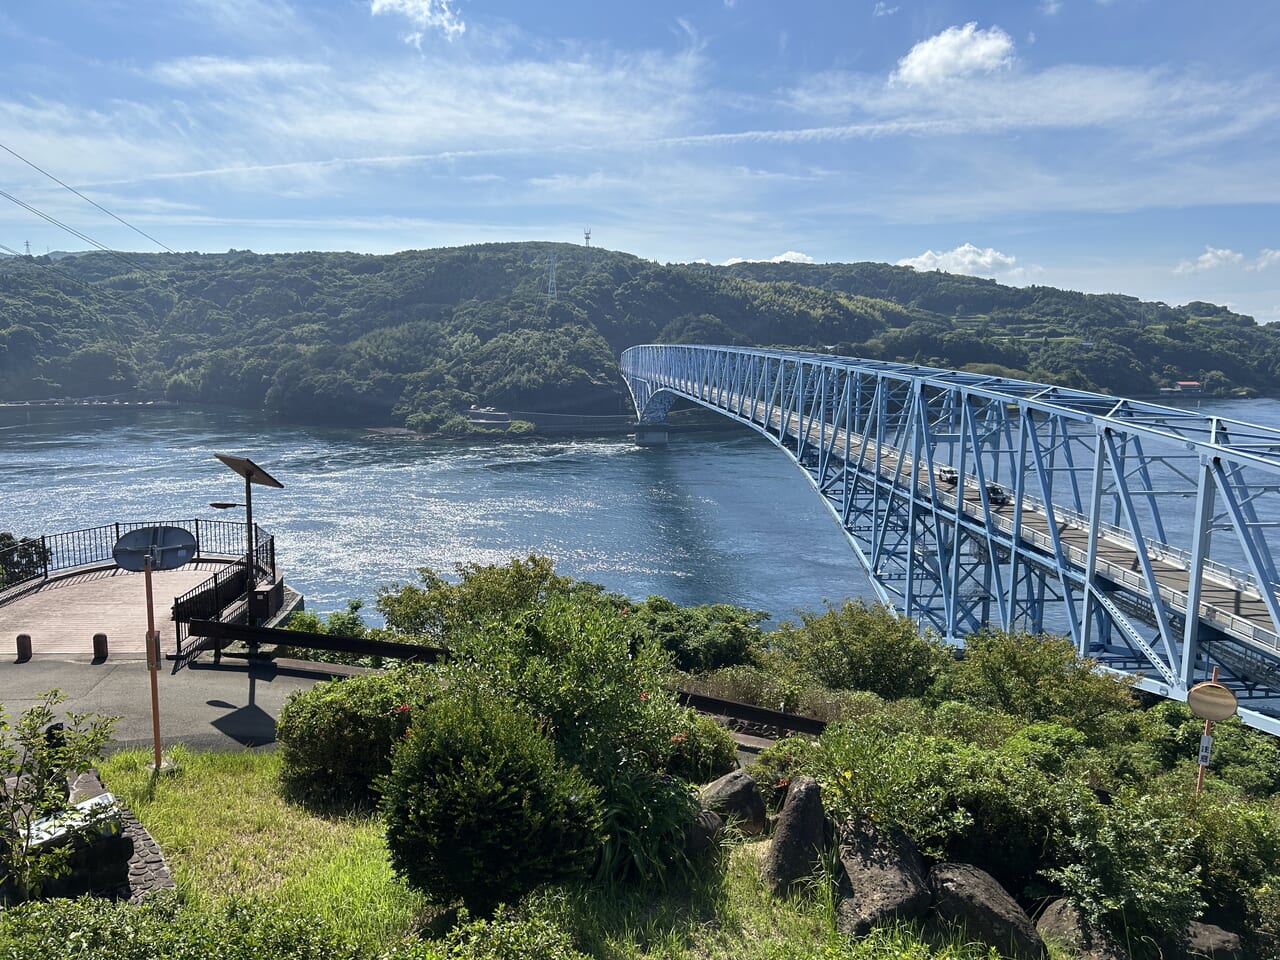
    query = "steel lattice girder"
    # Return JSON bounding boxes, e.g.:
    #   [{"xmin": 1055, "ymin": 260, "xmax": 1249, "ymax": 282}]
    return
[{"xmin": 621, "ymin": 344, "xmax": 1280, "ymax": 734}]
